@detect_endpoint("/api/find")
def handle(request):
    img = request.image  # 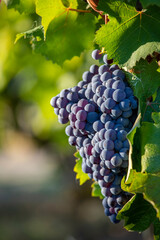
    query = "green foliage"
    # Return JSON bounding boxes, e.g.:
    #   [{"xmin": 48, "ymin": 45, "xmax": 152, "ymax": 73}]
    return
[
  {"xmin": 96, "ymin": 2, "xmax": 160, "ymax": 68},
  {"xmin": 91, "ymin": 182, "xmax": 104, "ymax": 199},
  {"xmin": 140, "ymin": 0, "xmax": 160, "ymax": 8},
  {"xmin": 74, "ymin": 152, "xmax": 90, "ymax": 185},
  {"xmin": 126, "ymin": 59, "xmax": 160, "ymax": 119},
  {"xmin": 117, "ymin": 194, "xmax": 156, "ymax": 231},
  {"xmin": 5, "ymin": 0, "xmax": 35, "ymax": 13},
  {"xmin": 36, "ymin": 0, "xmax": 78, "ymax": 34}
]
